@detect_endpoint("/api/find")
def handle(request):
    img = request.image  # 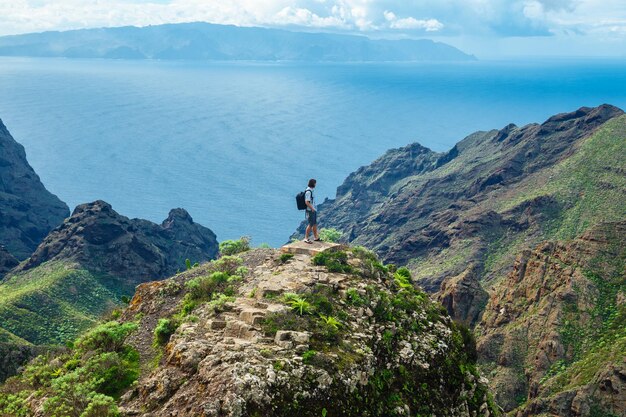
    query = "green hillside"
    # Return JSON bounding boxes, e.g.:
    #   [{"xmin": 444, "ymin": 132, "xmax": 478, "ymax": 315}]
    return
[
  {"xmin": 477, "ymin": 113, "xmax": 626, "ymax": 284},
  {"xmin": 0, "ymin": 261, "xmax": 133, "ymax": 345}
]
